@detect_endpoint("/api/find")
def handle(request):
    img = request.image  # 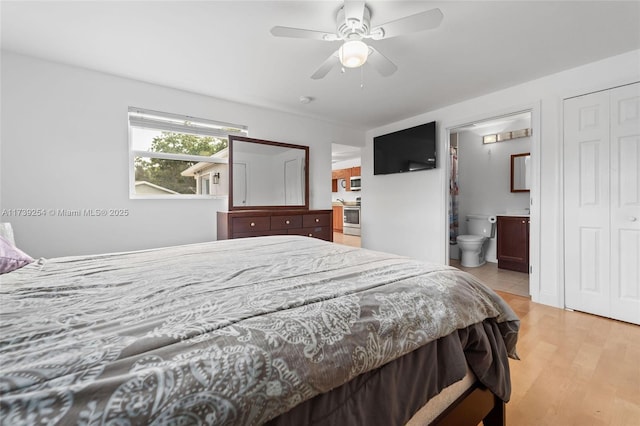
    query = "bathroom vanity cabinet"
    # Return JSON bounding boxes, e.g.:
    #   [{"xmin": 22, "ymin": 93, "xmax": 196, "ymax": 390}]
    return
[{"xmin": 497, "ymin": 215, "xmax": 529, "ymax": 273}]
